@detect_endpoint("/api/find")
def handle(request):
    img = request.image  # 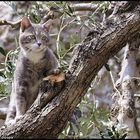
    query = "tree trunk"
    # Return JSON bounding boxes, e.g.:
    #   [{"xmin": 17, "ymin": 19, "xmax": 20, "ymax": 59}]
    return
[
  {"xmin": 114, "ymin": 41, "xmax": 140, "ymax": 138},
  {"xmin": 0, "ymin": 3, "xmax": 140, "ymax": 139}
]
